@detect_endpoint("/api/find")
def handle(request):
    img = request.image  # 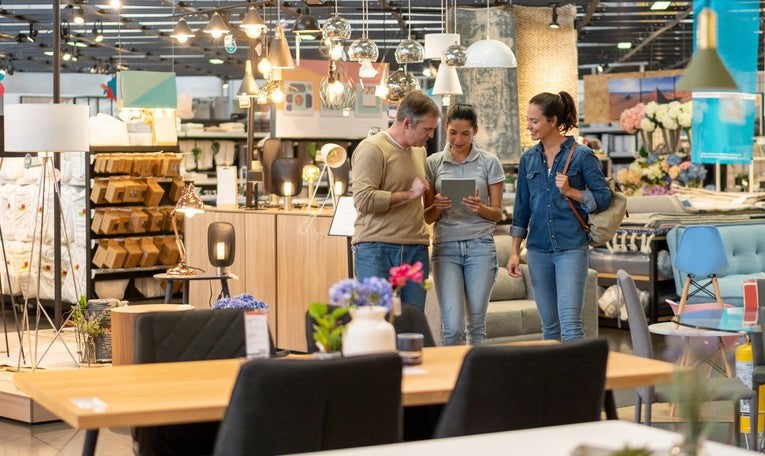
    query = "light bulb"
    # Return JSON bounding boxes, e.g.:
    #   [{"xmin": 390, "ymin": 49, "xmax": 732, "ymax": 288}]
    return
[
  {"xmin": 110, "ymin": 0, "xmax": 121, "ymax": 9},
  {"xmin": 271, "ymin": 88, "xmax": 285, "ymax": 103},
  {"xmin": 359, "ymin": 60, "xmax": 378, "ymax": 79},
  {"xmin": 375, "ymin": 84, "xmax": 389, "ymax": 98},
  {"xmin": 176, "ymin": 34, "xmax": 188, "ymax": 44},
  {"xmin": 327, "ymin": 80, "xmax": 345, "ymax": 105},
  {"xmin": 257, "ymin": 58, "xmax": 271, "ymax": 77},
  {"xmin": 245, "ymin": 29, "xmax": 263, "ymax": 39},
  {"xmin": 342, "ymin": 108, "xmax": 351, "ymax": 117},
  {"xmin": 211, "ymin": 30, "xmax": 224, "ymax": 39},
  {"xmin": 330, "ymin": 45, "xmax": 343, "ymax": 61}
]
